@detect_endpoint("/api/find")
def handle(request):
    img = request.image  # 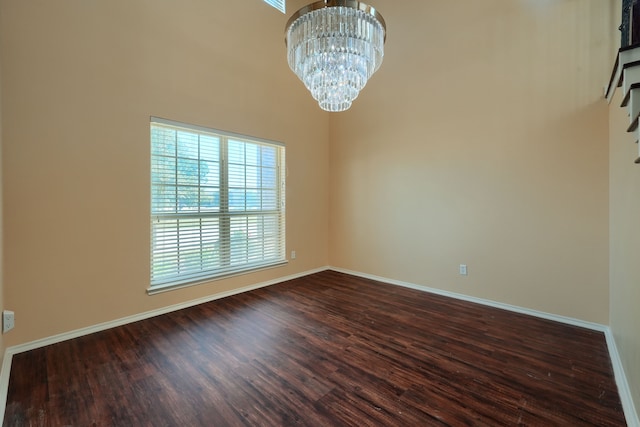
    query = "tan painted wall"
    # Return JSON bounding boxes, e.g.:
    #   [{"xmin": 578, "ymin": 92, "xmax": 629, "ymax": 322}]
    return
[
  {"xmin": 609, "ymin": 0, "xmax": 640, "ymax": 417},
  {"xmin": 0, "ymin": 0, "xmax": 329, "ymax": 346},
  {"xmin": 329, "ymin": 0, "xmax": 613, "ymax": 323},
  {"xmin": 609, "ymin": 86, "xmax": 640, "ymax": 420},
  {"xmin": 0, "ymin": 0, "xmax": 627, "ymax": 359}
]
